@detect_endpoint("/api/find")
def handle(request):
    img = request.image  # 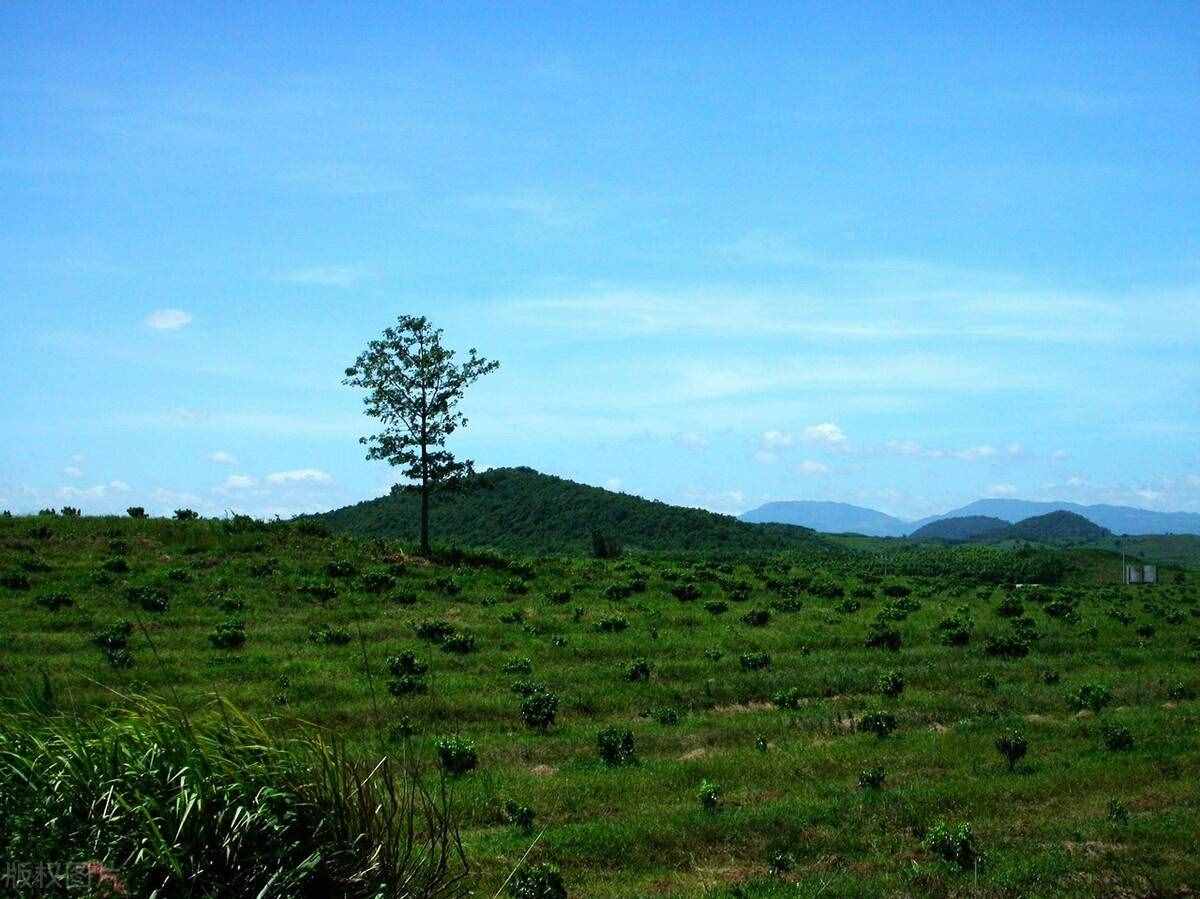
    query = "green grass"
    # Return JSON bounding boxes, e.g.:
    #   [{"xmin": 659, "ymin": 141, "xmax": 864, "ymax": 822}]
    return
[{"xmin": 2, "ymin": 514, "xmax": 1199, "ymax": 896}]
